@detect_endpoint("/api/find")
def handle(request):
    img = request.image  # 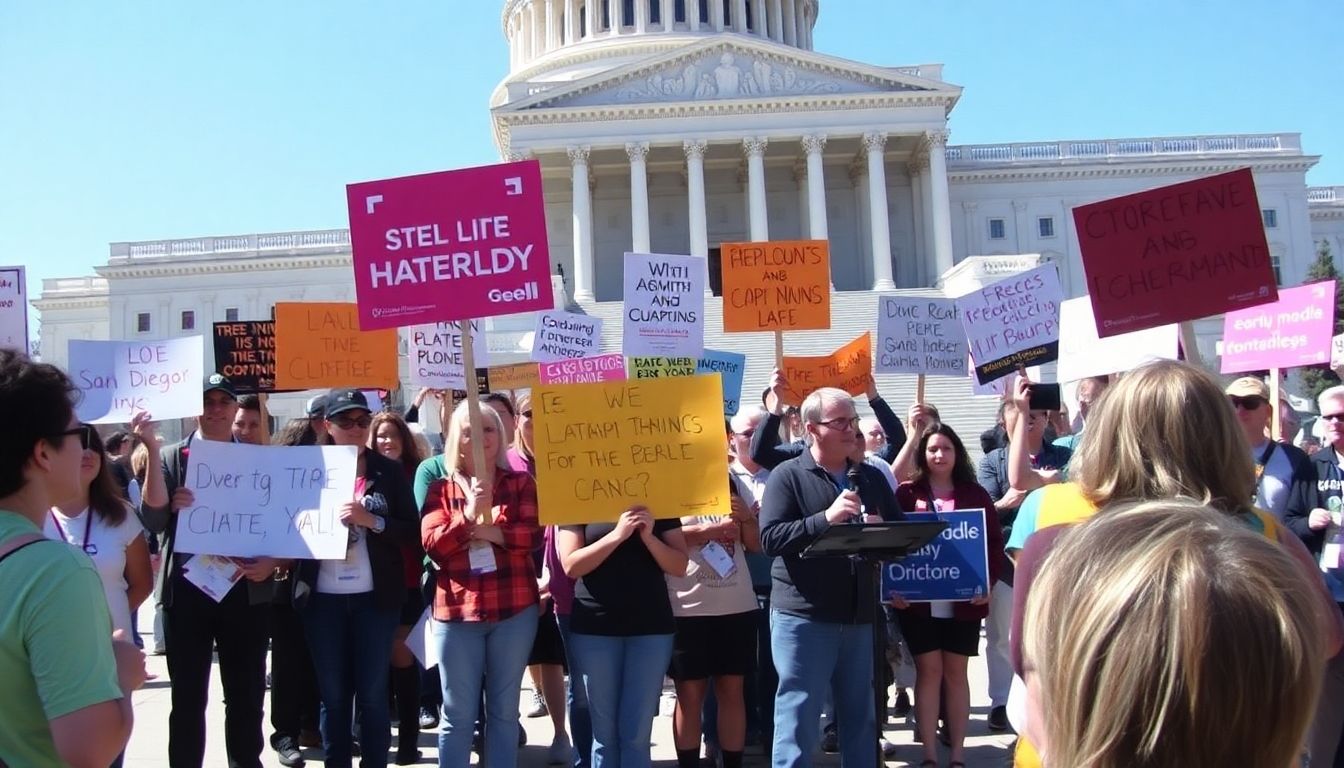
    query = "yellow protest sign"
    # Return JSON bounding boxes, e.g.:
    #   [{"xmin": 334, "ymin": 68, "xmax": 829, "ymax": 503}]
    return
[
  {"xmin": 534, "ymin": 375, "xmax": 728, "ymax": 525},
  {"xmin": 488, "ymin": 362, "xmax": 541, "ymax": 391},
  {"xmin": 273, "ymin": 303, "xmax": 399, "ymax": 391},
  {"xmin": 780, "ymin": 333, "xmax": 873, "ymax": 406},
  {"xmin": 627, "ymin": 357, "xmax": 696, "ymax": 379}
]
